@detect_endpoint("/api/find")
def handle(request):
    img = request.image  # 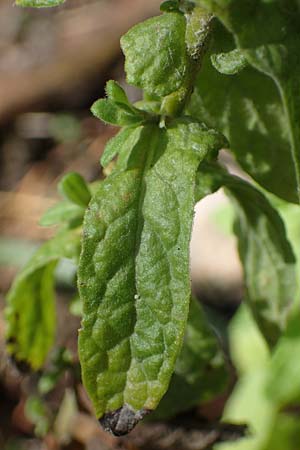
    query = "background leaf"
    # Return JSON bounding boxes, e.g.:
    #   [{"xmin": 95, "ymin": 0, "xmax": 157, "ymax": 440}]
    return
[
  {"xmin": 225, "ymin": 175, "xmax": 297, "ymax": 346},
  {"xmin": 6, "ymin": 230, "xmax": 81, "ymax": 369},
  {"xmin": 58, "ymin": 172, "xmax": 91, "ymax": 208},
  {"xmin": 16, "ymin": 0, "xmax": 65, "ymax": 7}
]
